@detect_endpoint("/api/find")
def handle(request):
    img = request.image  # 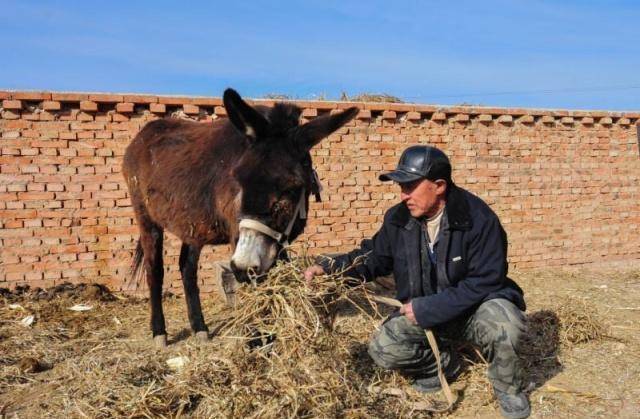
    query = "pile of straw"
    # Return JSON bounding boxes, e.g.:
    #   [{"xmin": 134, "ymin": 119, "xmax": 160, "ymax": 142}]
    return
[
  {"xmin": 0, "ymin": 261, "xmax": 622, "ymax": 418},
  {"xmin": 553, "ymin": 297, "xmax": 609, "ymax": 346}
]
